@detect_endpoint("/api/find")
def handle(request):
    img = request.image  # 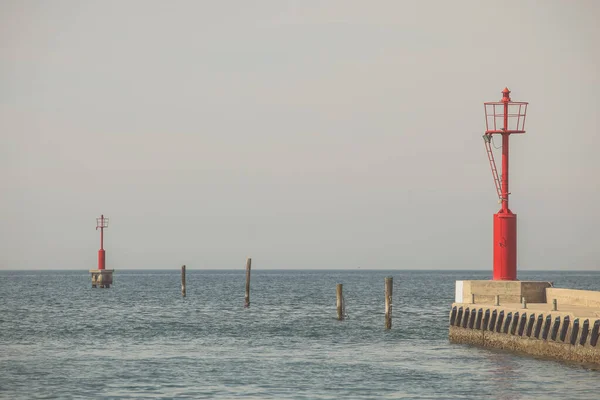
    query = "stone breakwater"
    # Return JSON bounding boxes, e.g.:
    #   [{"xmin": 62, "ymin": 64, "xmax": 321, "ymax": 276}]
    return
[{"xmin": 449, "ymin": 303, "xmax": 600, "ymax": 365}]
